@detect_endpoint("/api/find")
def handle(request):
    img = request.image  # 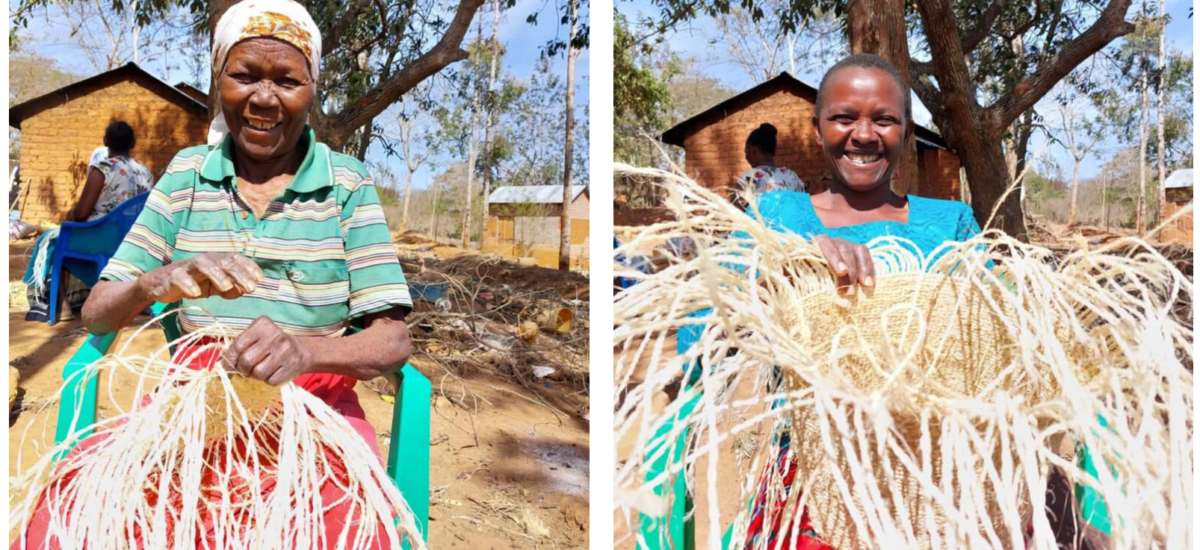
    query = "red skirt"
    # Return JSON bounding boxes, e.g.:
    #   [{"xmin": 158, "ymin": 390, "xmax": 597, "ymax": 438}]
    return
[{"xmin": 13, "ymin": 341, "xmax": 395, "ymax": 550}]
